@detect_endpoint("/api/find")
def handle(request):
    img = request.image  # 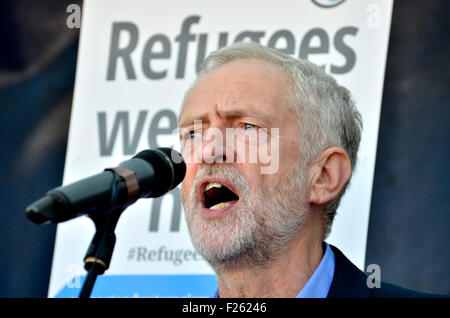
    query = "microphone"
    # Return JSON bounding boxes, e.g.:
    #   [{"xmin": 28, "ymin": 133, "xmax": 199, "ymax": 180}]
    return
[{"xmin": 26, "ymin": 148, "xmax": 186, "ymax": 225}]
